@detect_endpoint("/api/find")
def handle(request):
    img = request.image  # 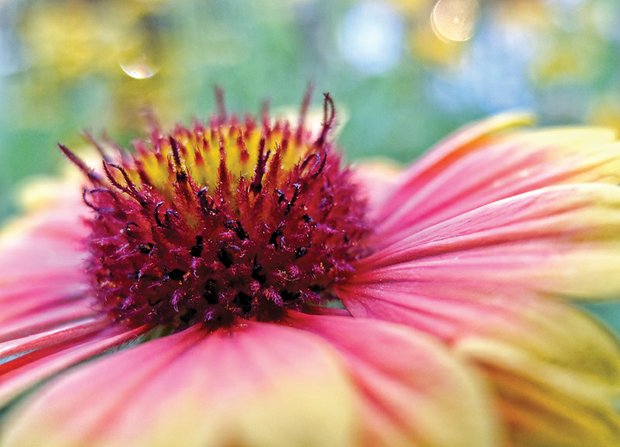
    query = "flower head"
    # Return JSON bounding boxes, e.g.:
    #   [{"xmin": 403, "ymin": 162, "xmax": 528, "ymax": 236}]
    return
[
  {"xmin": 2, "ymin": 92, "xmax": 620, "ymax": 447},
  {"xmin": 66, "ymin": 93, "xmax": 368, "ymax": 330}
]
